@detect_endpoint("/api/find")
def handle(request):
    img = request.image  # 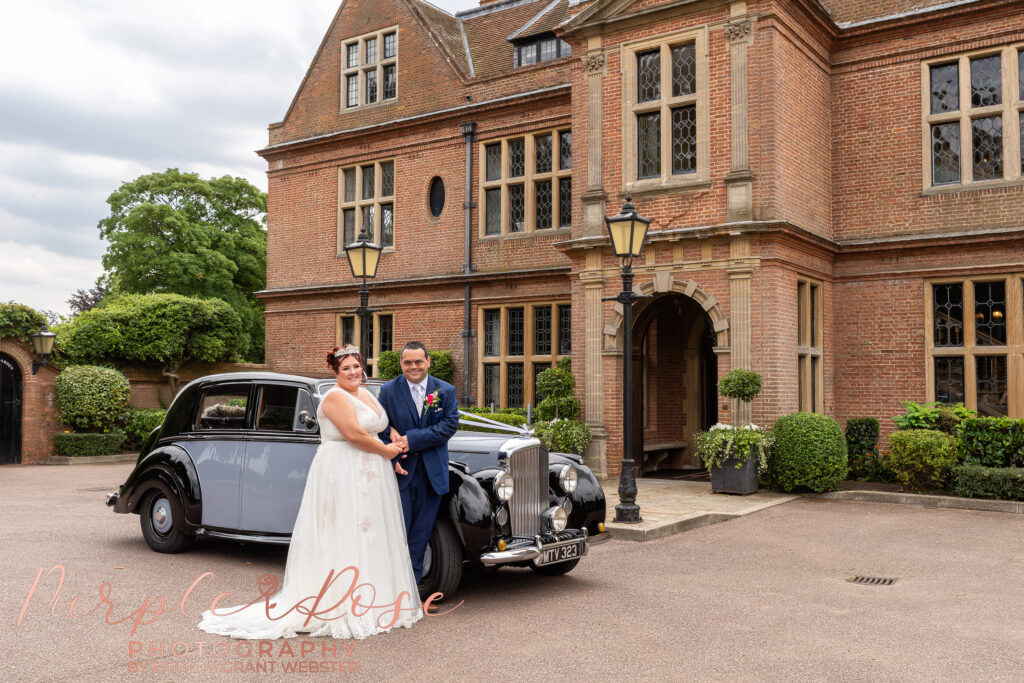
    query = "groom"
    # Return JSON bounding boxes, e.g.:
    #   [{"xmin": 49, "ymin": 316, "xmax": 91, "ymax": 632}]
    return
[{"xmin": 378, "ymin": 341, "xmax": 459, "ymax": 587}]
